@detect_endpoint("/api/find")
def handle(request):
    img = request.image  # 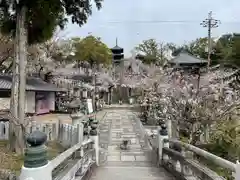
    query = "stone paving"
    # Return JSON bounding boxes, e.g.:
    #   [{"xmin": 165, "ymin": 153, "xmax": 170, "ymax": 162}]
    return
[{"xmin": 90, "ymin": 108, "xmax": 174, "ymax": 180}]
